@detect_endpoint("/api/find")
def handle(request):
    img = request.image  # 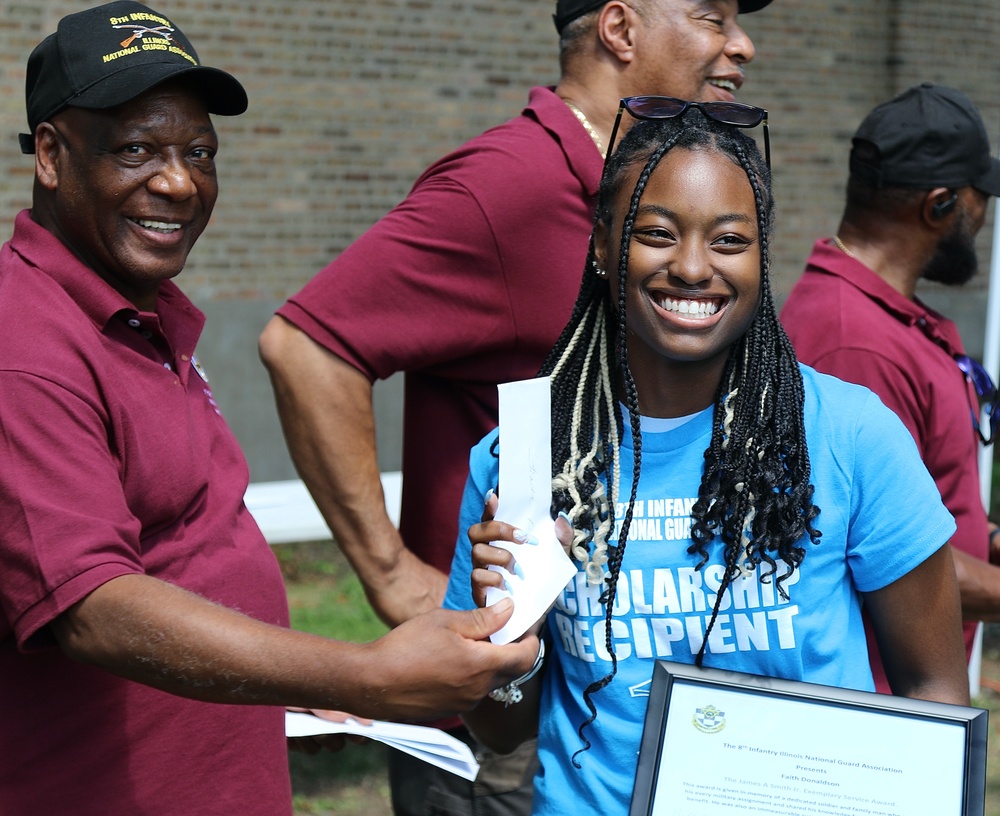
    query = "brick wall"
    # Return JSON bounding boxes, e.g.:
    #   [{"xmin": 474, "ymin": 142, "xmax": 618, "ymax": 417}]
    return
[
  {"xmin": 740, "ymin": 0, "xmax": 1000, "ymax": 309},
  {"xmin": 1, "ymin": 1, "xmax": 999, "ymax": 476},
  {"xmin": 3, "ymin": 1, "xmax": 997, "ymax": 301},
  {"xmin": 0, "ymin": 1, "xmax": 559, "ymax": 304}
]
